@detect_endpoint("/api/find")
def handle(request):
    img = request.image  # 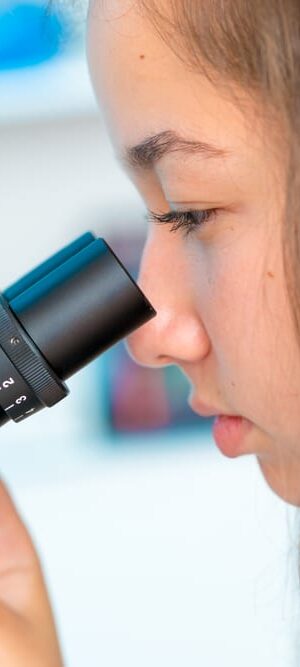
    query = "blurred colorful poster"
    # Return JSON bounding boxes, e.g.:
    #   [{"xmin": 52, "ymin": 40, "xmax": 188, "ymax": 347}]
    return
[{"xmin": 101, "ymin": 341, "xmax": 209, "ymax": 435}]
